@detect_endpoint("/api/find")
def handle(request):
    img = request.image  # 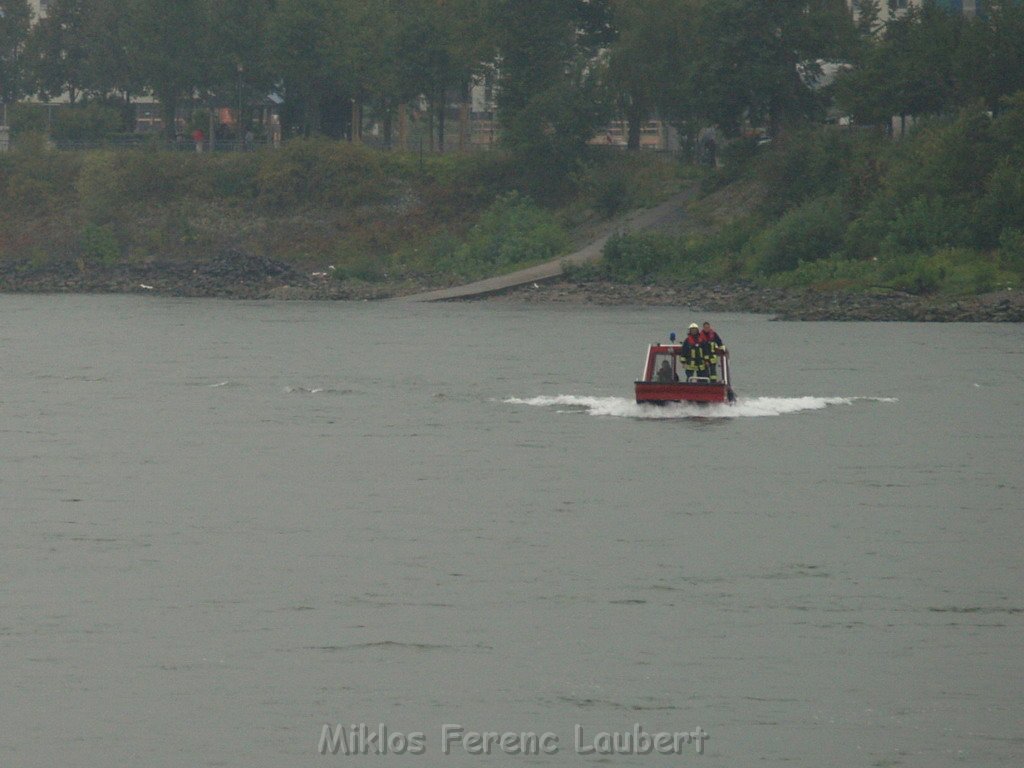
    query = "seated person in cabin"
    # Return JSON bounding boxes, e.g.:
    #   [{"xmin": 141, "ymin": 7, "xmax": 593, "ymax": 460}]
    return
[{"xmin": 655, "ymin": 359, "xmax": 675, "ymax": 383}]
